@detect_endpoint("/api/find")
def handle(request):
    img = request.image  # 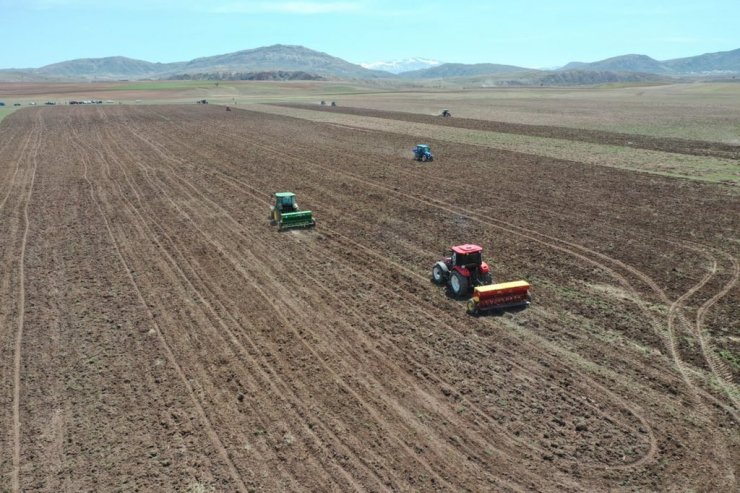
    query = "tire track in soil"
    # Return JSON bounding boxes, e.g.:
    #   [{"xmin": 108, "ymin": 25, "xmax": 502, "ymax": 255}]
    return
[
  {"xmin": 0, "ymin": 114, "xmax": 38, "ymax": 490},
  {"xmin": 663, "ymin": 240, "xmax": 739, "ymax": 395},
  {"xmin": 130, "ymin": 109, "xmax": 658, "ymax": 473},
  {"xmin": 11, "ymin": 111, "xmax": 42, "ymax": 493},
  {"xmin": 67, "ymin": 116, "xmax": 250, "ymax": 493},
  {"xmin": 696, "ymin": 252, "xmax": 739, "ymax": 386}
]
